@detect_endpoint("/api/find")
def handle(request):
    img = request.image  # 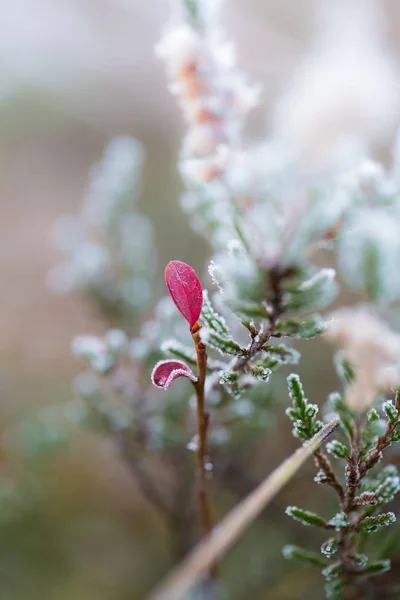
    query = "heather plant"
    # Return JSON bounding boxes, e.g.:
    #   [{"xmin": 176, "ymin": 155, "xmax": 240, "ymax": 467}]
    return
[{"xmin": 45, "ymin": 1, "xmax": 400, "ymax": 599}]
